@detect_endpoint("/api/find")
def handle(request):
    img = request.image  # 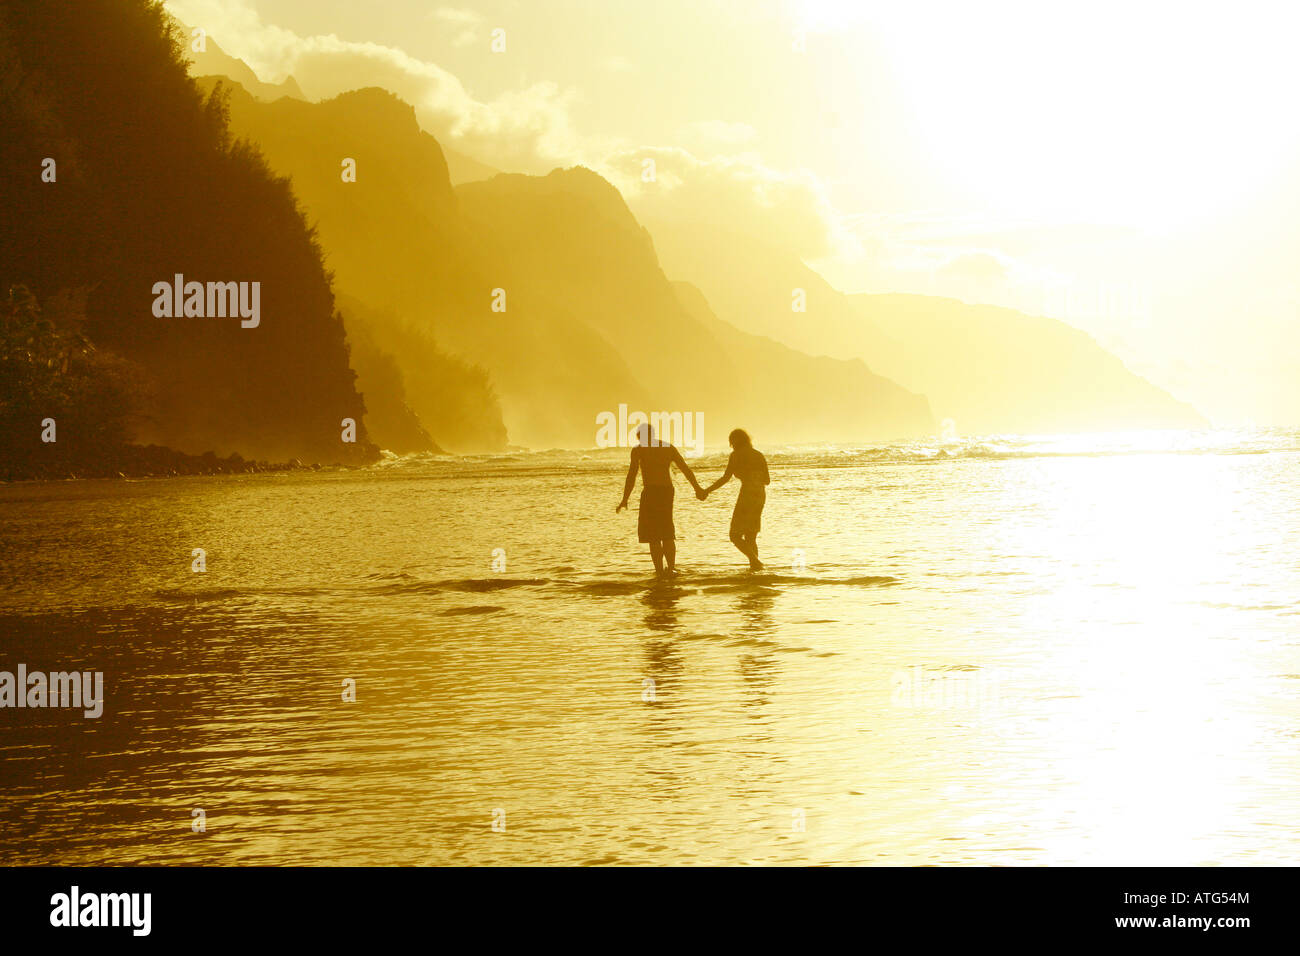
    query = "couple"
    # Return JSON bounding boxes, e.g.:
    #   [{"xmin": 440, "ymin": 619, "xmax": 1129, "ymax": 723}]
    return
[{"xmin": 616, "ymin": 423, "xmax": 770, "ymax": 575}]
